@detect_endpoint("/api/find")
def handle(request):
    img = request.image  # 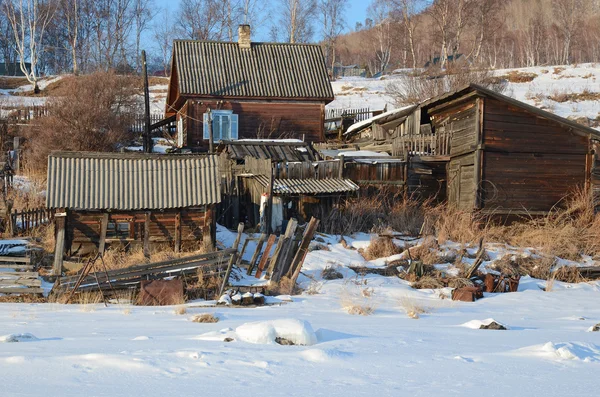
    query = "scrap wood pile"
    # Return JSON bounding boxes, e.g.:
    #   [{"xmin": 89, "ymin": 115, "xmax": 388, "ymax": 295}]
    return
[
  {"xmin": 218, "ymin": 217, "xmax": 320, "ymax": 299},
  {"xmin": 0, "ymin": 240, "xmax": 42, "ymax": 296},
  {"xmin": 53, "ymin": 249, "xmax": 236, "ymax": 302}
]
